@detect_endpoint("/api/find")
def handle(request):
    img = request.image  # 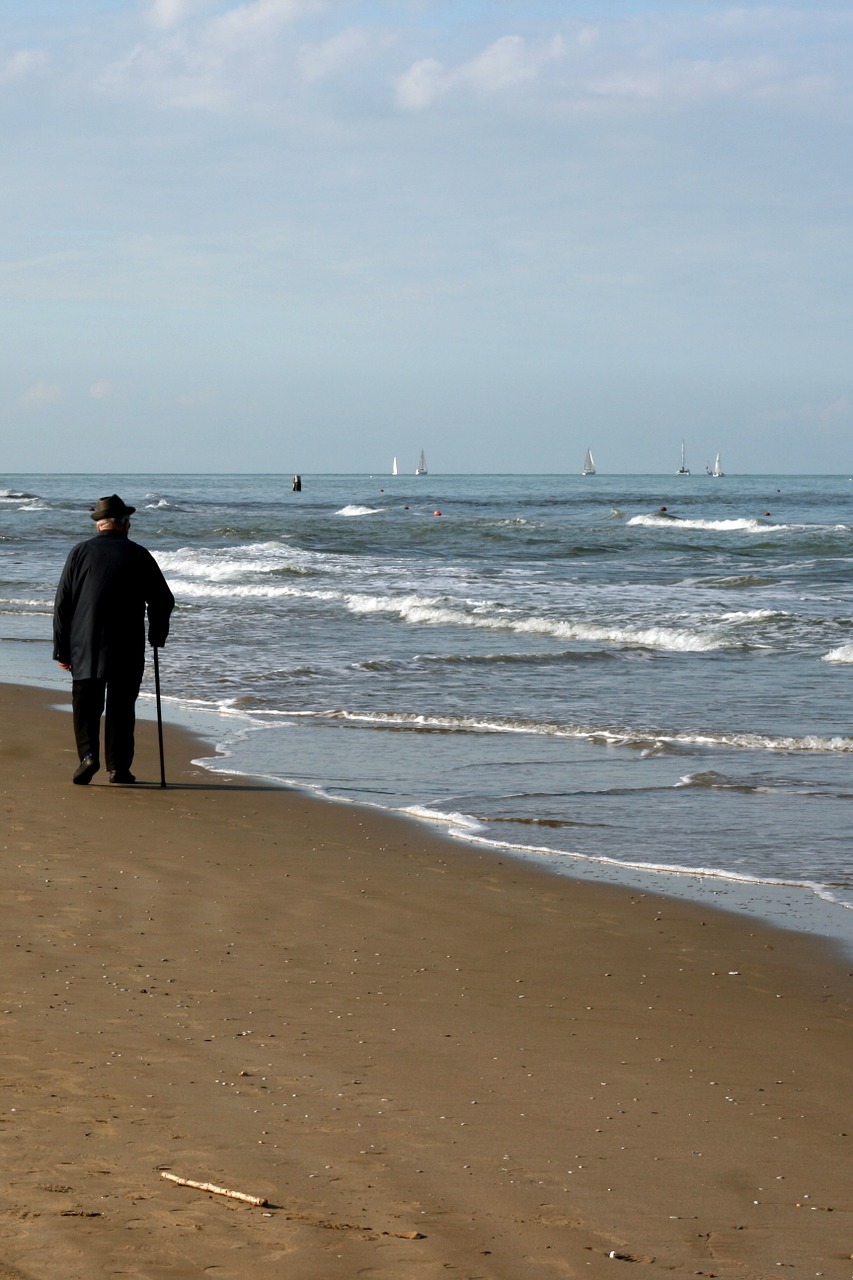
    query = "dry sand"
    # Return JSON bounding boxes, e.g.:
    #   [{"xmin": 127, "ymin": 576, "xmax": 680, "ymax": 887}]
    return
[{"xmin": 0, "ymin": 681, "xmax": 850, "ymax": 1280}]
